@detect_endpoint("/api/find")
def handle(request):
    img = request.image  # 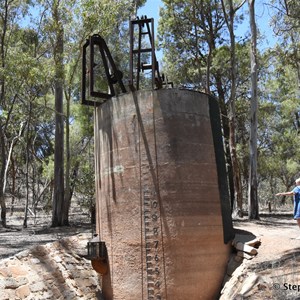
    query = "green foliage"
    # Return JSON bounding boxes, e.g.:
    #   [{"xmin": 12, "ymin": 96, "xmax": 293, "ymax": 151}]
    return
[
  {"xmin": 257, "ymin": 43, "xmax": 300, "ymax": 193},
  {"xmin": 42, "ymin": 156, "xmax": 55, "ymax": 180},
  {"xmin": 158, "ymin": 0, "xmax": 228, "ymax": 88}
]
